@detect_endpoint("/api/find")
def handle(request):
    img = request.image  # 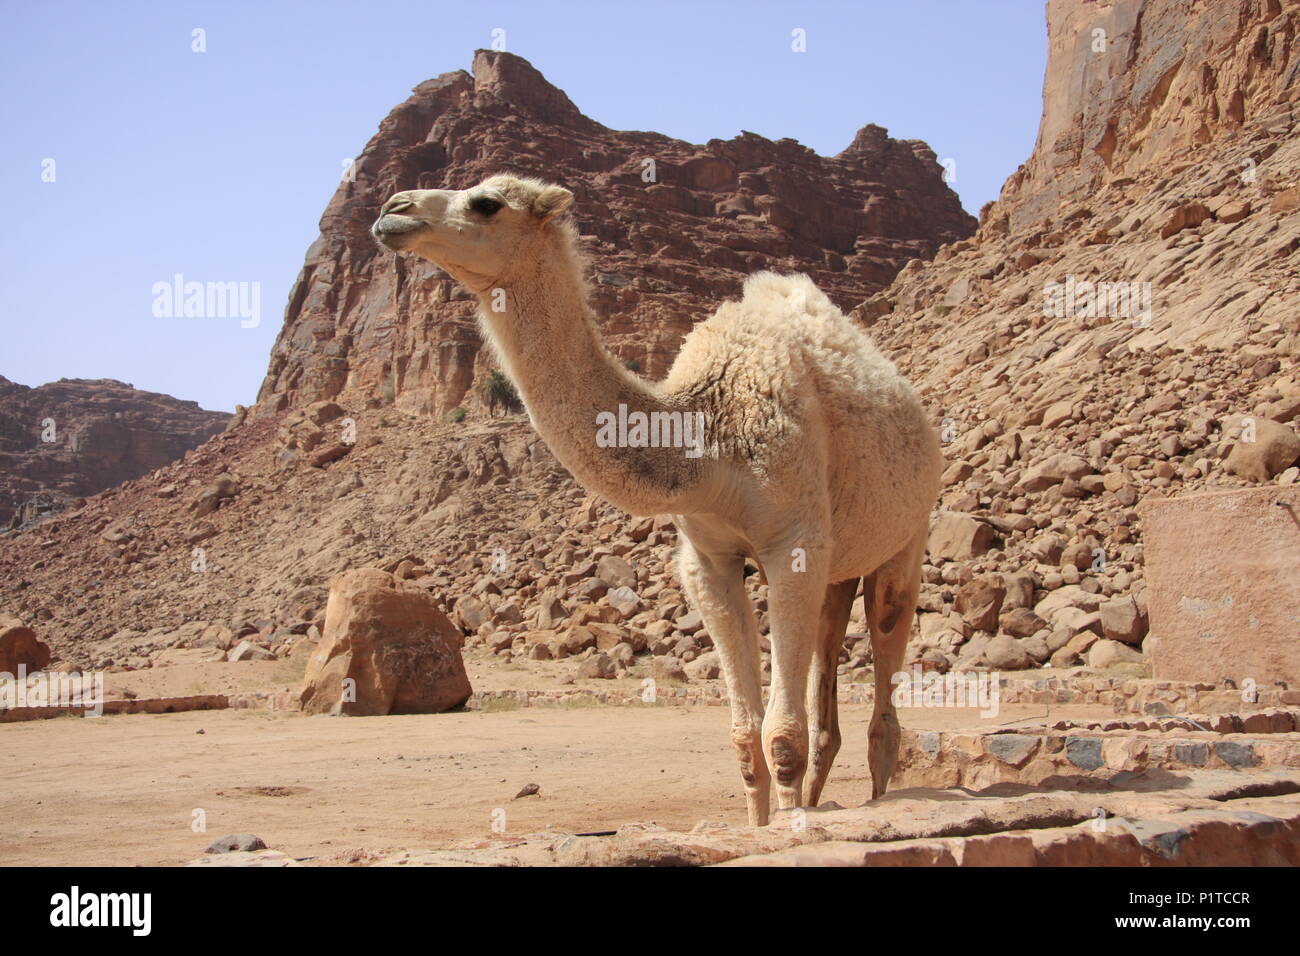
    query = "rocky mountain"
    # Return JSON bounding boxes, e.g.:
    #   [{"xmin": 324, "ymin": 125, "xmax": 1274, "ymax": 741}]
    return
[
  {"xmin": 0, "ymin": 377, "xmax": 229, "ymax": 530},
  {"xmin": 256, "ymin": 49, "xmax": 974, "ymax": 419}
]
